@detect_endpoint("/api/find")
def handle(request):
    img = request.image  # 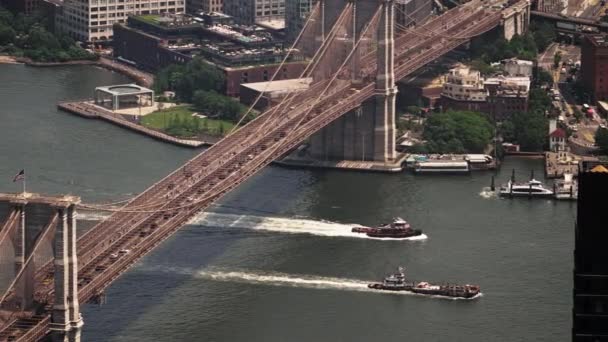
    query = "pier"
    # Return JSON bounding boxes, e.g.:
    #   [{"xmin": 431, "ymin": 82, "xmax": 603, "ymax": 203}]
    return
[
  {"xmin": 544, "ymin": 152, "xmax": 598, "ymax": 179},
  {"xmin": 57, "ymin": 101, "xmax": 207, "ymax": 148}
]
